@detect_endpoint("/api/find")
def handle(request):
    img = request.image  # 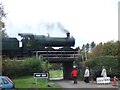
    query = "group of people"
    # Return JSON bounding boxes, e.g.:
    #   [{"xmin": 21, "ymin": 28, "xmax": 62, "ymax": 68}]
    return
[{"xmin": 71, "ymin": 66, "xmax": 107, "ymax": 84}]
